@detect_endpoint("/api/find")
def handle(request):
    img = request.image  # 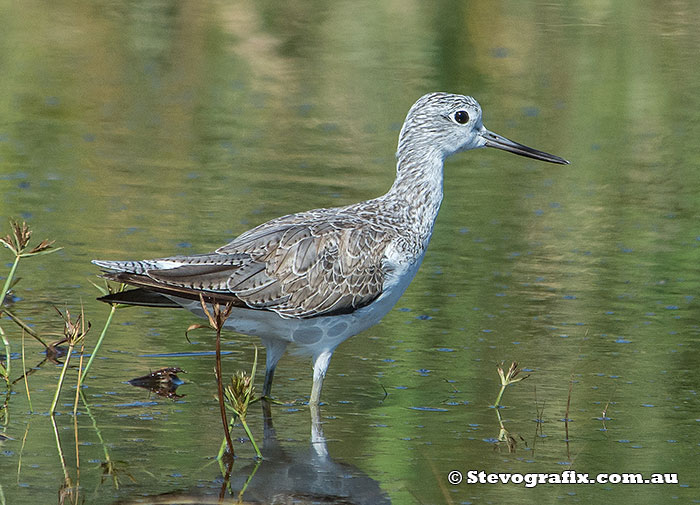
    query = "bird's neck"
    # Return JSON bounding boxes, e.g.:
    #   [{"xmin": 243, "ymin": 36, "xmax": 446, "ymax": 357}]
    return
[{"xmin": 383, "ymin": 148, "xmax": 445, "ymax": 247}]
